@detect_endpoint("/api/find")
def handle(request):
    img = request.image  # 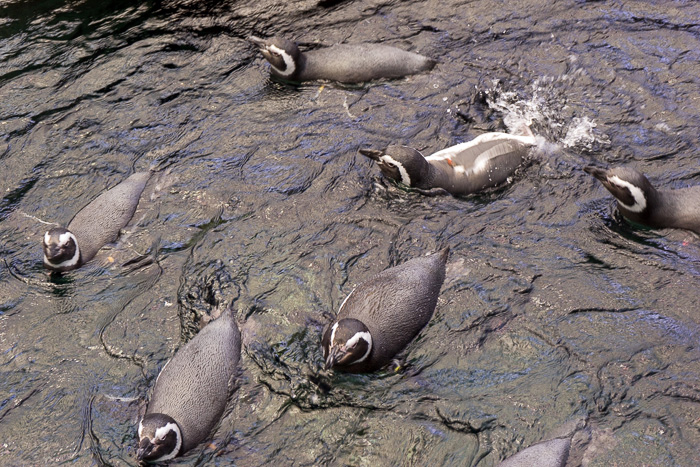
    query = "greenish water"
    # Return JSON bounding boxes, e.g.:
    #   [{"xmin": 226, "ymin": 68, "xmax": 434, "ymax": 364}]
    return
[{"xmin": 1, "ymin": 0, "xmax": 700, "ymax": 465}]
